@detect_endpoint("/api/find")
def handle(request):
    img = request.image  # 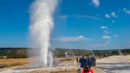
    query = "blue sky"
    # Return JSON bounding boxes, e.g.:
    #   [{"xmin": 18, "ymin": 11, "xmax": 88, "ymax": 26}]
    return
[{"xmin": 0, "ymin": 0, "xmax": 130, "ymax": 50}]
